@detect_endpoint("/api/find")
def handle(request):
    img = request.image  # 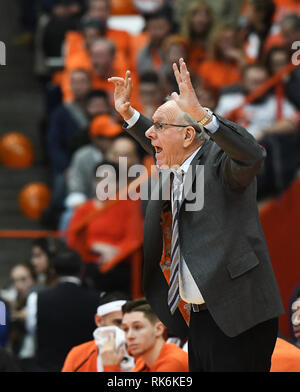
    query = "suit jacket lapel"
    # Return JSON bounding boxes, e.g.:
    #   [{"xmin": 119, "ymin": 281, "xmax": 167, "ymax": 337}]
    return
[{"xmin": 180, "ymin": 139, "xmax": 212, "ymax": 209}]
